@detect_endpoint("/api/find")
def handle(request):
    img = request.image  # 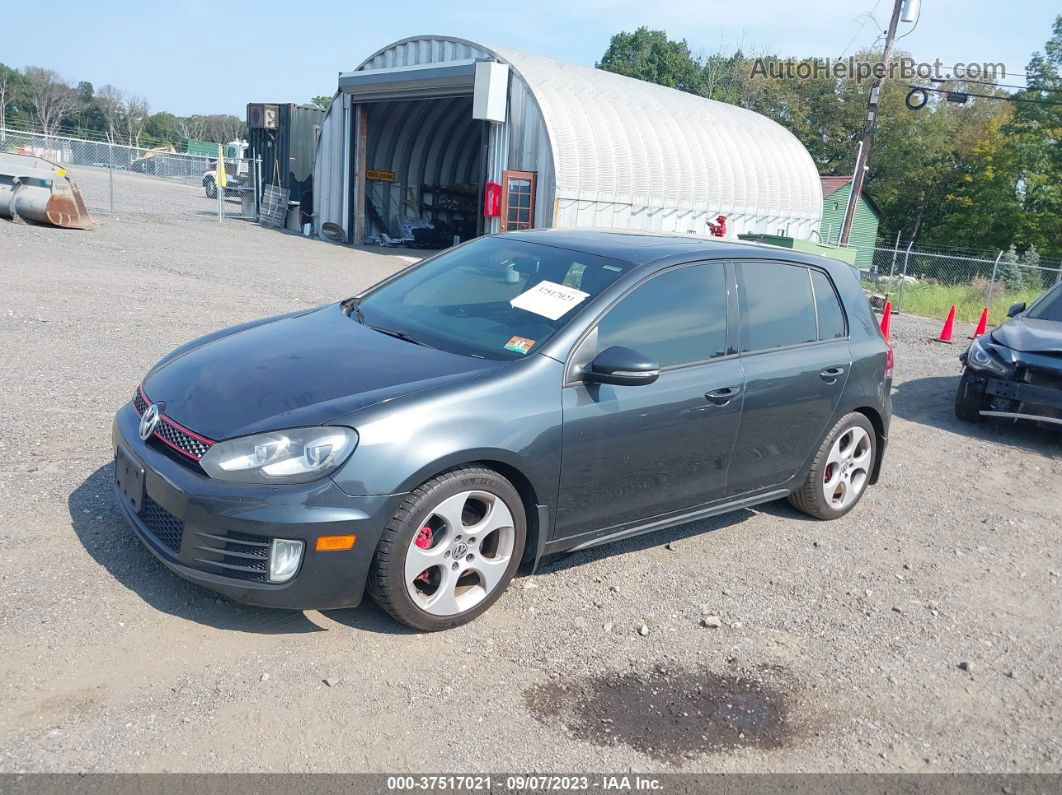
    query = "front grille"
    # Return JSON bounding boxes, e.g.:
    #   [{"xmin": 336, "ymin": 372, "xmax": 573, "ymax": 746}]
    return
[
  {"xmin": 131, "ymin": 387, "xmax": 214, "ymax": 462},
  {"xmin": 133, "ymin": 389, "xmax": 148, "ymax": 415},
  {"xmin": 153, "ymin": 418, "xmax": 212, "ymax": 459},
  {"xmin": 190, "ymin": 529, "xmax": 271, "ymax": 583},
  {"xmin": 140, "ymin": 494, "xmax": 184, "ymax": 554}
]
